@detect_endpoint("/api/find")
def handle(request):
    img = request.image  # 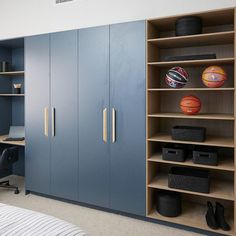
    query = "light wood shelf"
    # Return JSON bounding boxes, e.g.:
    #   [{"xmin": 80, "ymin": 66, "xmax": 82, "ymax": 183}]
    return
[
  {"xmin": 148, "ymin": 58, "xmax": 234, "ymax": 67},
  {"xmin": 148, "ymin": 88, "xmax": 235, "ymax": 92},
  {"xmin": 0, "ymin": 94, "xmax": 24, "ymax": 97},
  {"xmin": 148, "ymin": 174, "xmax": 234, "ymax": 201},
  {"xmin": 148, "ymin": 153, "xmax": 234, "ymax": 172},
  {"xmin": 148, "ymin": 31, "xmax": 234, "ymax": 48},
  {"xmin": 0, "ymin": 71, "xmax": 24, "ymax": 76},
  {"xmin": 148, "ymin": 203, "xmax": 234, "ymax": 236},
  {"xmin": 148, "ymin": 113, "xmax": 234, "ymax": 120},
  {"xmin": 0, "ymin": 135, "xmax": 25, "ymax": 147},
  {"xmin": 148, "ymin": 133, "xmax": 234, "ymax": 148}
]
